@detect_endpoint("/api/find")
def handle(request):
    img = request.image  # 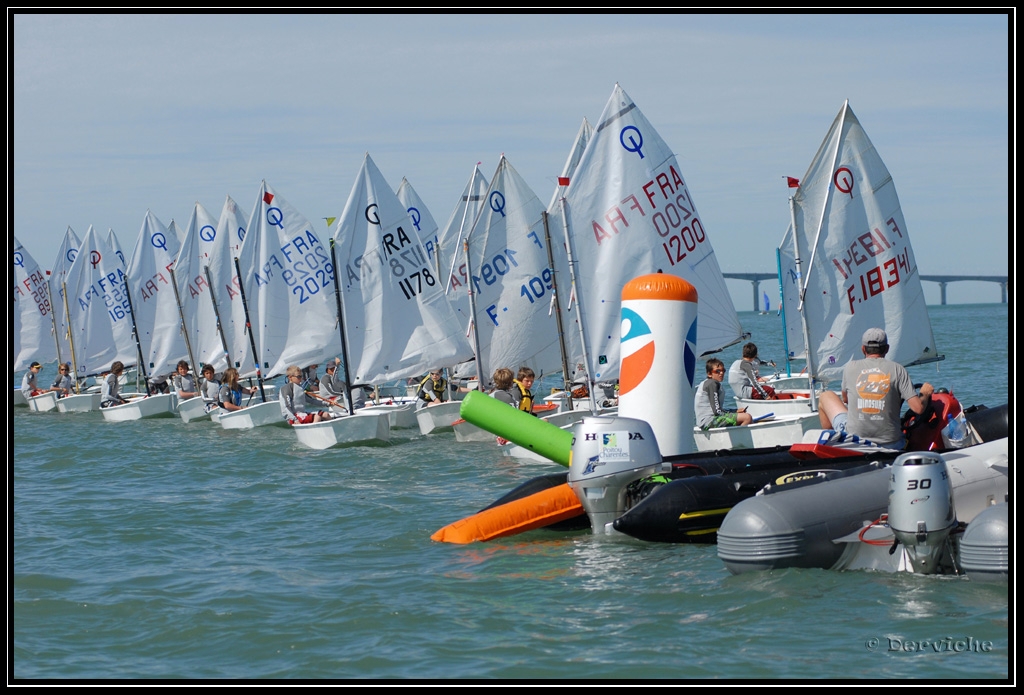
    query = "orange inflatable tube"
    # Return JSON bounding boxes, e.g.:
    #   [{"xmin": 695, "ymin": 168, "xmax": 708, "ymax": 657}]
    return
[{"xmin": 431, "ymin": 483, "xmax": 583, "ymax": 544}]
